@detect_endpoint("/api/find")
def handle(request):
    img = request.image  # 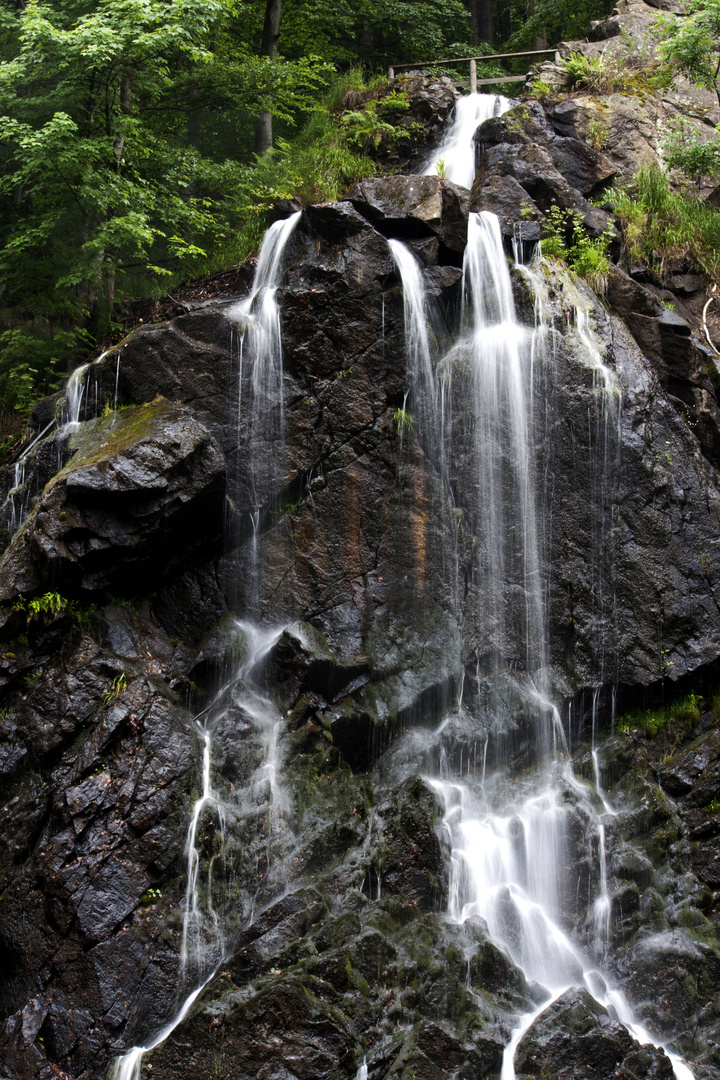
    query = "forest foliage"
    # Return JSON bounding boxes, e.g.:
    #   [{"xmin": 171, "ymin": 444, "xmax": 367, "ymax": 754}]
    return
[{"xmin": 0, "ymin": 0, "xmax": 689, "ymax": 425}]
